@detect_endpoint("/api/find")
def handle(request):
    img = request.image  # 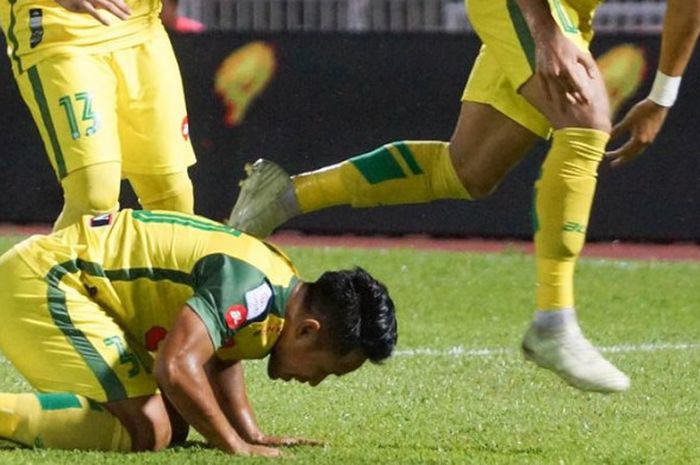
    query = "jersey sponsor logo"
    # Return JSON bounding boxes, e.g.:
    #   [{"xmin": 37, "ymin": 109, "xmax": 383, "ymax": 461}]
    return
[
  {"xmin": 90, "ymin": 213, "xmax": 113, "ymax": 227},
  {"xmin": 225, "ymin": 304, "xmax": 248, "ymax": 330},
  {"xmin": 562, "ymin": 221, "xmax": 586, "ymax": 234},
  {"xmin": 181, "ymin": 116, "xmax": 190, "ymax": 141},
  {"xmin": 245, "ymin": 283, "xmax": 272, "ymax": 321},
  {"xmin": 29, "ymin": 9, "xmax": 44, "ymax": 48},
  {"xmin": 145, "ymin": 326, "xmax": 169, "ymax": 351},
  {"xmin": 253, "ymin": 325, "xmax": 282, "ymax": 337}
]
